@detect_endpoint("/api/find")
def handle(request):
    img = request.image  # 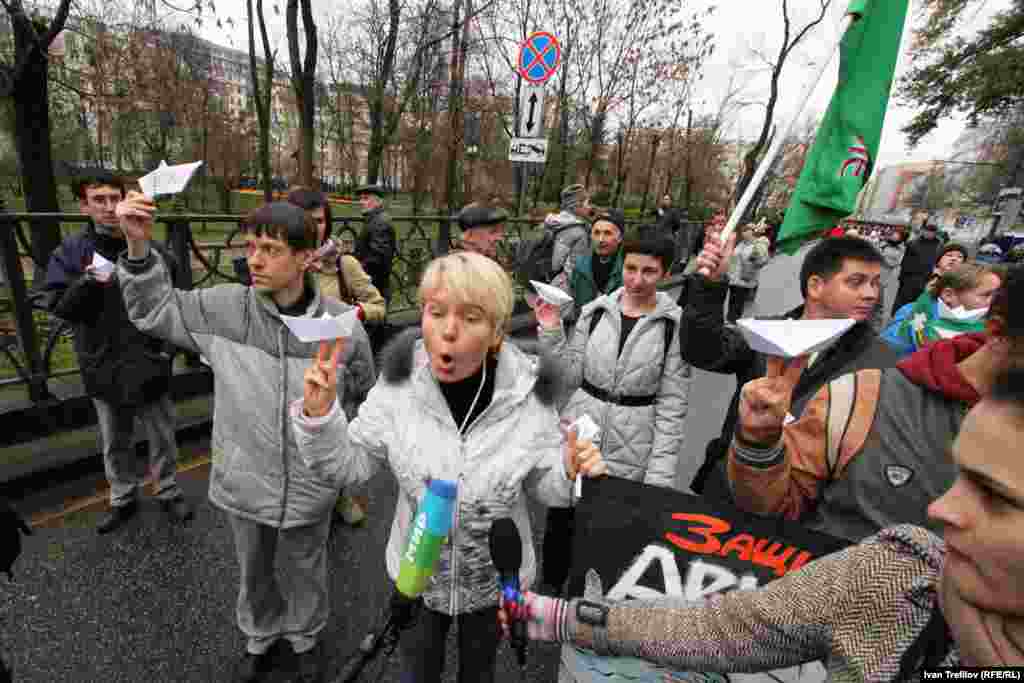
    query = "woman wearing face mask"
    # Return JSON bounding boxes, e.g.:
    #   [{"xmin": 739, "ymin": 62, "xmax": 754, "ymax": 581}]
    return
[
  {"xmin": 289, "ymin": 251, "xmax": 608, "ymax": 683},
  {"xmin": 882, "ymin": 263, "xmax": 1004, "ymax": 358},
  {"xmin": 505, "ymin": 365, "xmax": 1024, "ymax": 678},
  {"xmin": 532, "ymin": 238, "xmax": 691, "ymax": 597}
]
